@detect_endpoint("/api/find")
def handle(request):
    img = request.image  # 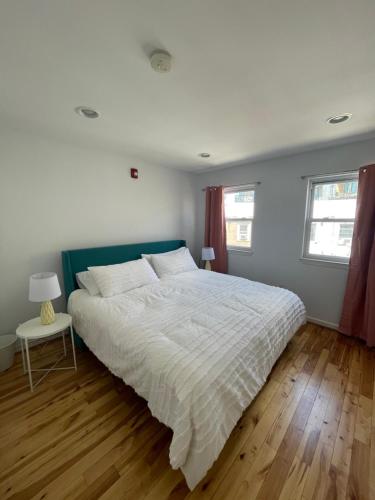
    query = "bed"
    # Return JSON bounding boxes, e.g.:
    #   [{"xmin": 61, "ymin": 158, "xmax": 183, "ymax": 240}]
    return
[{"xmin": 62, "ymin": 240, "xmax": 306, "ymax": 490}]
